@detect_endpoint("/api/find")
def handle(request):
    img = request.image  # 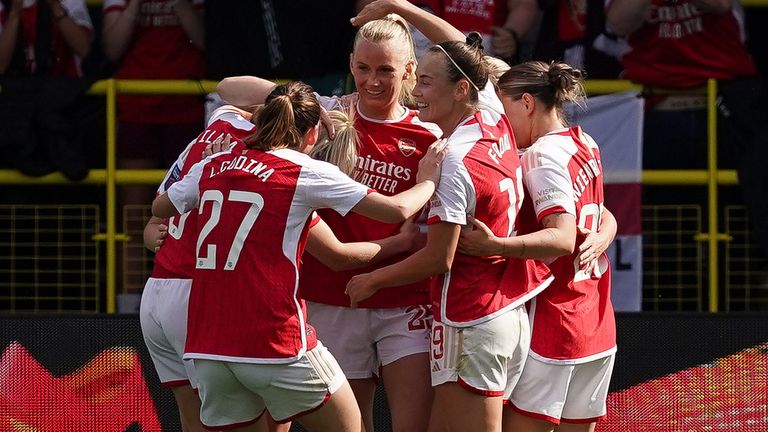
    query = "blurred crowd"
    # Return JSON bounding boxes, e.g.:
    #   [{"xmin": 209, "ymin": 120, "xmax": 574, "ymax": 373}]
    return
[{"xmin": 0, "ymin": 0, "xmax": 766, "ymax": 256}]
